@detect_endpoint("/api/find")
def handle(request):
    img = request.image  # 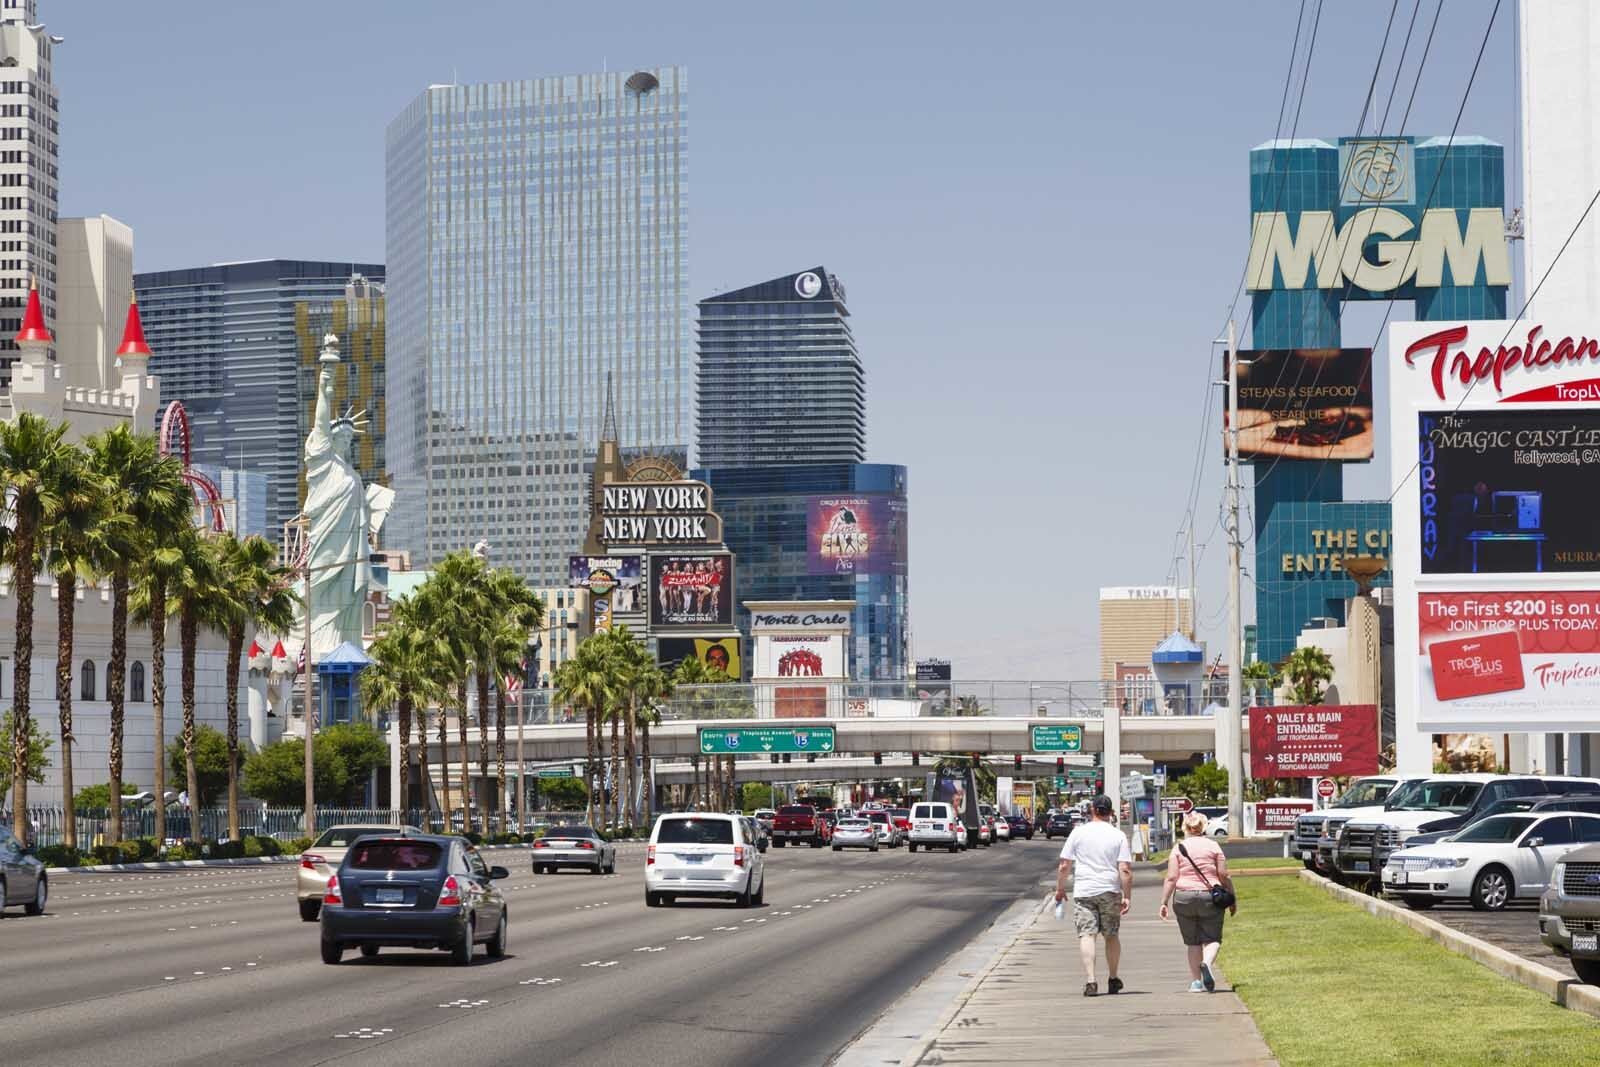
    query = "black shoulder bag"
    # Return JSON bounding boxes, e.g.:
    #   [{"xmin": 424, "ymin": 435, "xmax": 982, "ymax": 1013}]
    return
[{"xmin": 1178, "ymin": 842, "xmax": 1236, "ymax": 910}]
